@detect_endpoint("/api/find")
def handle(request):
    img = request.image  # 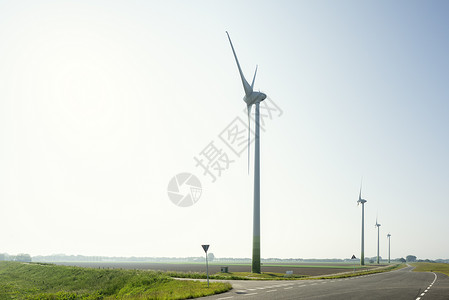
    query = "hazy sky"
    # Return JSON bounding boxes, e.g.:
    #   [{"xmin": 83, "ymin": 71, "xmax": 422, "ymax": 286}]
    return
[{"xmin": 1, "ymin": 0, "xmax": 448, "ymax": 260}]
